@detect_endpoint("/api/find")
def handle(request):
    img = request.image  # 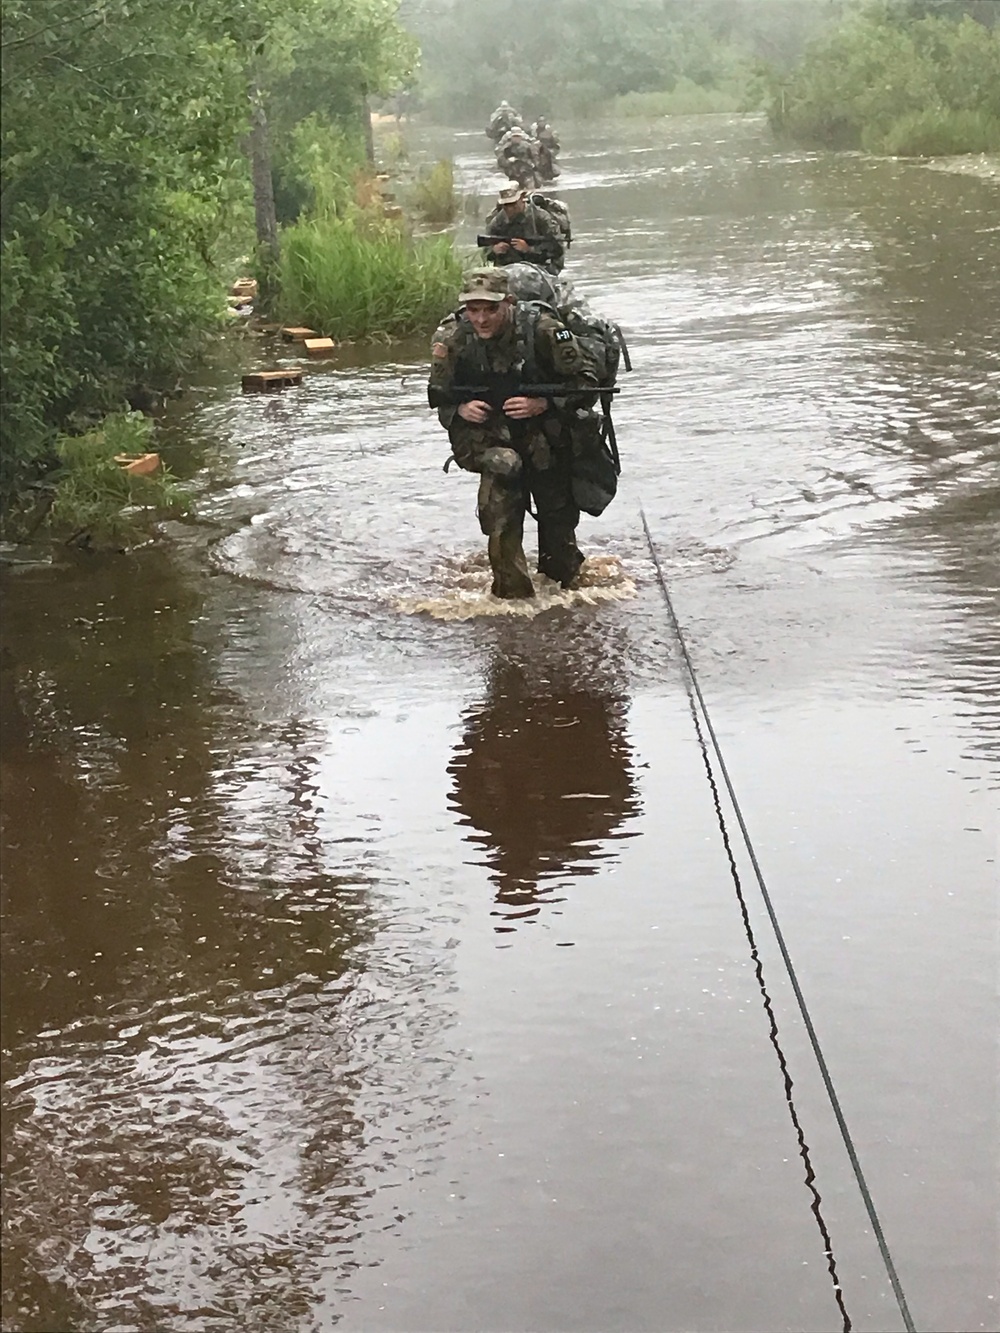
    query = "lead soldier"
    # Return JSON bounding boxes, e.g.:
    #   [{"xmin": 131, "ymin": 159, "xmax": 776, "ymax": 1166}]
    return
[{"xmin": 429, "ymin": 268, "xmax": 600, "ymax": 599}]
